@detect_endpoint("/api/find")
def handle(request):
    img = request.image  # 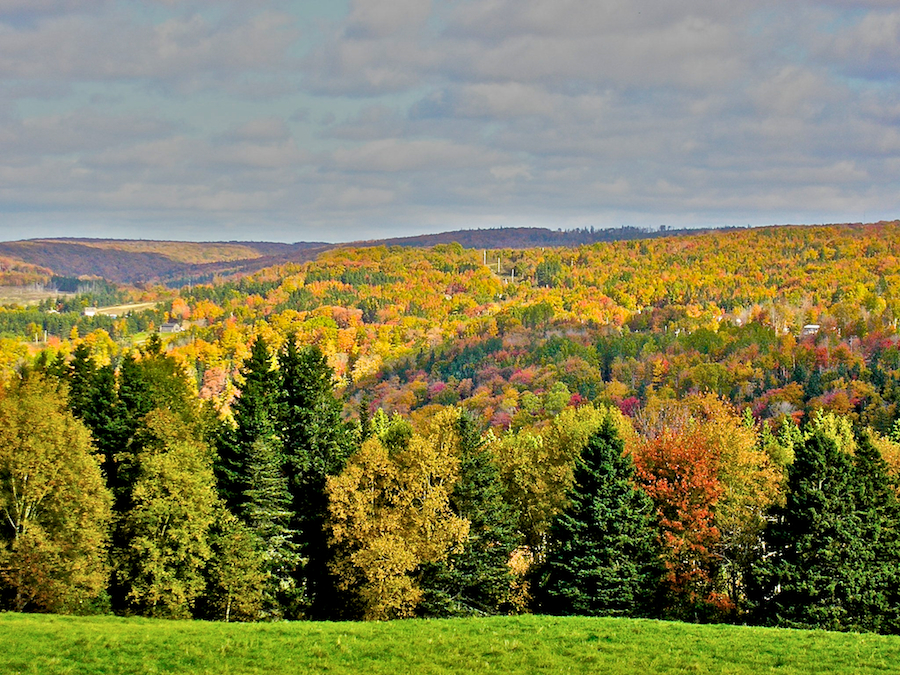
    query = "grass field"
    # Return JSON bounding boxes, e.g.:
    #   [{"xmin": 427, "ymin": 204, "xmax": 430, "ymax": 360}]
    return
[
  {"xmin": 2, "ymin": 613, "xmax": 899, "ymax": 674},
  {"xmin": 0, "ymin": 286, "xmax": 73, "ymax": 306}
]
